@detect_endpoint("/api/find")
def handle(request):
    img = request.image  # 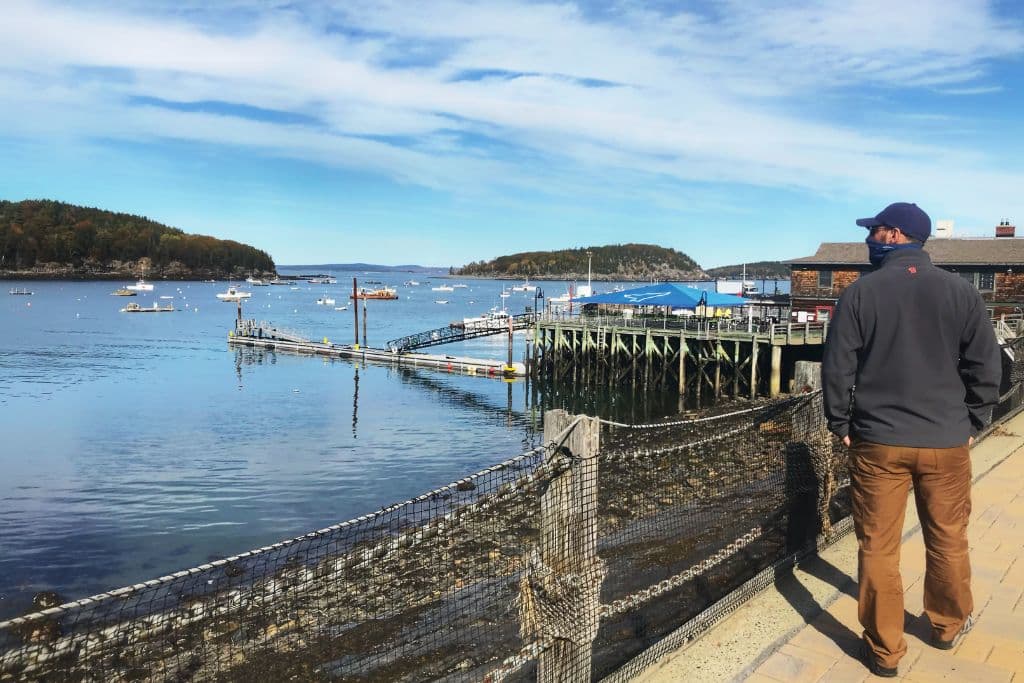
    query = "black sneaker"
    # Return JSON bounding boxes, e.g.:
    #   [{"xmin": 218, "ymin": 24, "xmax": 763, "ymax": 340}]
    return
[
  {"xmin": 931, "ymin": 614, "xmax": 975, "ymax": 651},
  {"xmin": 860, "ymin": 640, "xmax": 898, "ymax": 678}
]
